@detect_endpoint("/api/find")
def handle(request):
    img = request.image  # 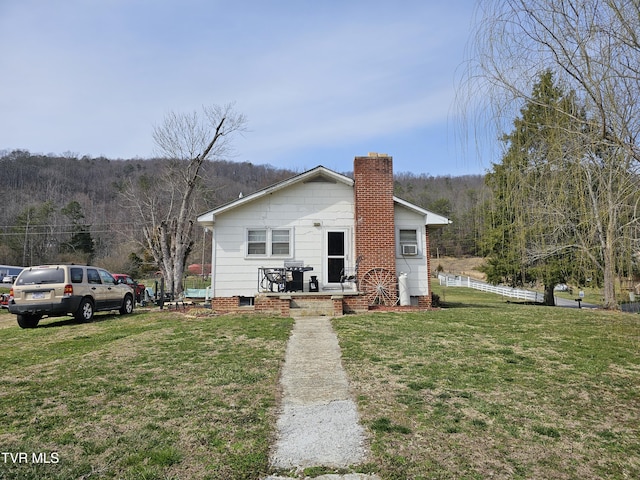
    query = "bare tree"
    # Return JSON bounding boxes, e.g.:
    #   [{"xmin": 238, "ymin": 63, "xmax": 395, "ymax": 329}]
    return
[
  {"xmin": 461, "ymin": 0, "xmax": 640, "ymax": 308},
  {"xmin": 121, "ymin": 104, "xmax": 247, "ymax": 296},
  {"xmin": 463, "ymin": 0, "xmax": 640, "ymax": 161}
]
